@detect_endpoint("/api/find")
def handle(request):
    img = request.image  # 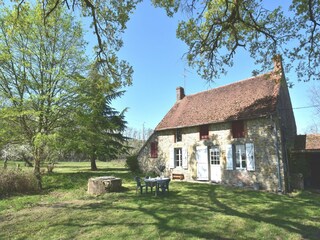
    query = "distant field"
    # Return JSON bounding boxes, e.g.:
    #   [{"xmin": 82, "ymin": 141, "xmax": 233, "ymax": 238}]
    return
[{"xmin": 1, "ymin": 161, "xmax": 320, "ymax": 240}]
